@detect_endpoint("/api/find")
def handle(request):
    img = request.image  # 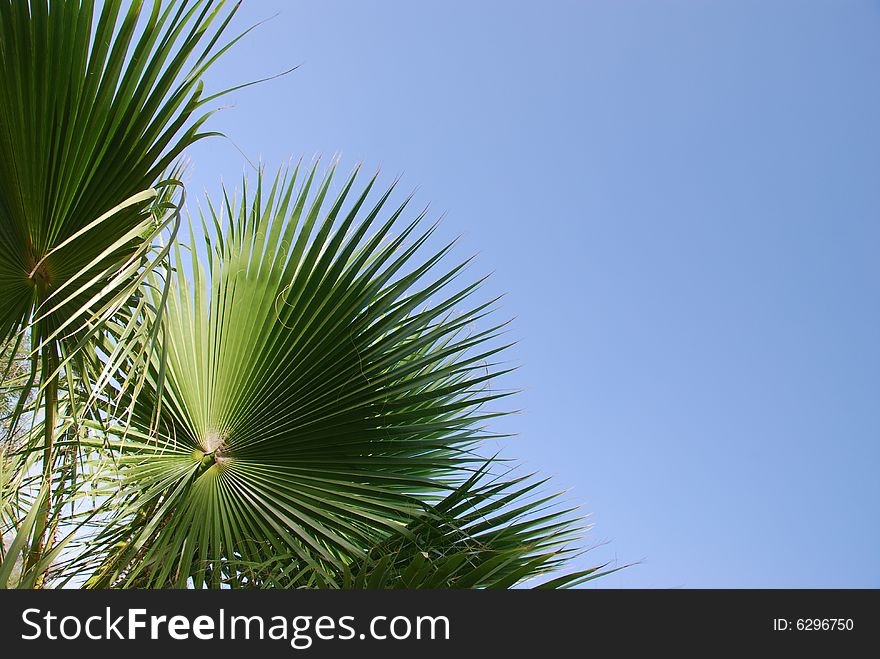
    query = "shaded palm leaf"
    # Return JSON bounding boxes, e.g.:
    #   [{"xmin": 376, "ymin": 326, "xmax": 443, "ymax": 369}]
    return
[
  {"xmin": 0, "ymin": 0, "xmax": 243, "ymax": 430},
  {"xmin": 231, "ymin": 465, "xmax": 616, "ymax": 589}
]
